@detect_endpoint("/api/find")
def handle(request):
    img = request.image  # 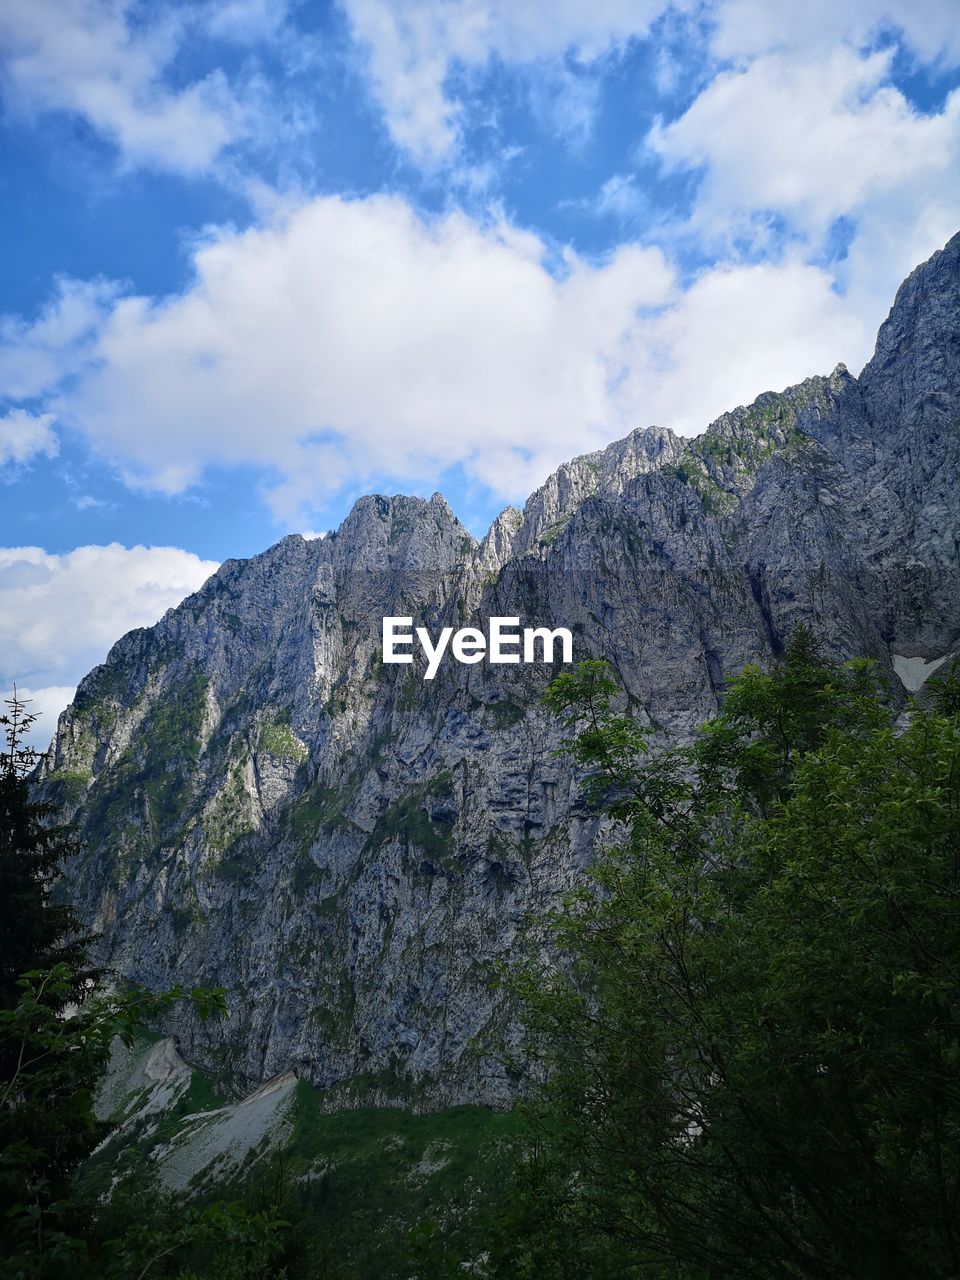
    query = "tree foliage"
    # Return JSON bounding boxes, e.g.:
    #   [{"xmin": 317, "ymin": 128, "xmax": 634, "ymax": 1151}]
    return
[
  {"xmin": 510, "ymin": 632, "xmax": 960, "ymax": 1279},
  {"xmin": 0, "ymin": 690, "xmax": 269, "ymax": 1279},
  {"xmin": 0, "ymin": 966, "xmax": 233, "ymax": 1275},
  {"xmin": 0, "ymin": 691, "xmax": 89, "ymax": 1016}
]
